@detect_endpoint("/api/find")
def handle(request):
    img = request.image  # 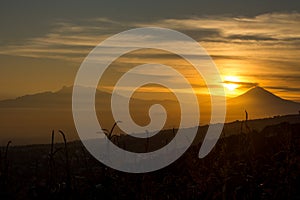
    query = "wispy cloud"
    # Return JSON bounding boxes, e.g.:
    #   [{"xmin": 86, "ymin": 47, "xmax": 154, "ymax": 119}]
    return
[
  {"xmin": 0, "ymin": 18, "xmax": 131, "ymax": 62},
  {"xmin": 1, "ymin": 12, "xmax": 299, "ymax": 63},
  {"xmin": 142, "ymin": 12, "xmax": 300, "ymax": 41},
  {"xmin": 1, "ymin": 12, "xmax": 300, "ymax": 101},
  {"xmin": 223, "ymin": 80, "xmax": 259, "ymax": 88}
]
